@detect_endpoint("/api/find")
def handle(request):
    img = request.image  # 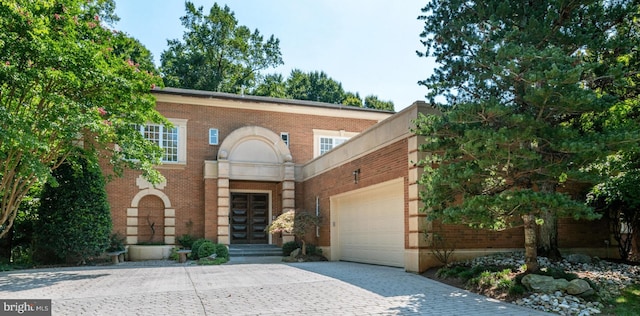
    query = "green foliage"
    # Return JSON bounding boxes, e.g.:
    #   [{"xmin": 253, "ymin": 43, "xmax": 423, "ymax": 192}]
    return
[
  {"xmin": 535, "ymin": 267, "xmax": 579, "ymax": 281},
  {"xmin": 438, "ymin": 264, "xmax": 524, "ymax": 295},
  {"xmin": 197, "ymin": 257, "xmax": 228, "ymax": 265},
  {"xmin": 609, "ymin": 284, "xmax": 640, "ymax": 316},
  {"xmin": 282, "ymin": 241, "xmax": 299, "ymax": 256},
  {"xmin": 177, "ymin": 234, "xmax": 196, "ymax": 249},
  {"xmin": 508, "ymin": 284, "xmax": 527, "ymax": 296},
  {"xmin": 197, "ymin": 241, "xmax": 216, "ymax": 259},
  {"xmin": 161, "ymin": 2, "xmax": 283, "ymax": 93},
  {"xmin": 342, "ymin": 92, "xmax": 363, "ymax": 107},
  {"xmin": 285, "ymin": 69, "xmax": 345, "ymax": 104},
  {"xmin": 587, "ymin": 151, "xmax": 640, "ymax": 260},
  {"xmin": 252, "ymin": 70, "xmax": 394, "ymax": 110},
  {"xmin": 0, "ymin": 0, "xmax": 166, "ymax": 237},
  {"xmin": 468, "ymin": 269, "xmax": 513, "ymax": 290},
  {"xmin": 215, "ymin": 243, "xmax": 229, "ymax": 259},
  {"xmin": 107, "ymin": 232, "xmax": 126, "ymax": 252},
  {"xmin": 364, "ymin": 95, "xmax": 394, "ymax": 111},
  {"xmin": 35, "ymin": 159, "xmax": 112, "ymax": 264},
  {"xmin": 252, "ymin": 73, "xmax": 288, "ymax": 98},
  {"xmin": 169, "ymin": 247, "xmax": 179, "ymax": 261},
  {"xmin": 415, "ymin": 0, "xmax": 639, "ymax": 266},
  {"xmin": 189, "ymin": 238, "xmax": 211, "ymax": 260}
]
